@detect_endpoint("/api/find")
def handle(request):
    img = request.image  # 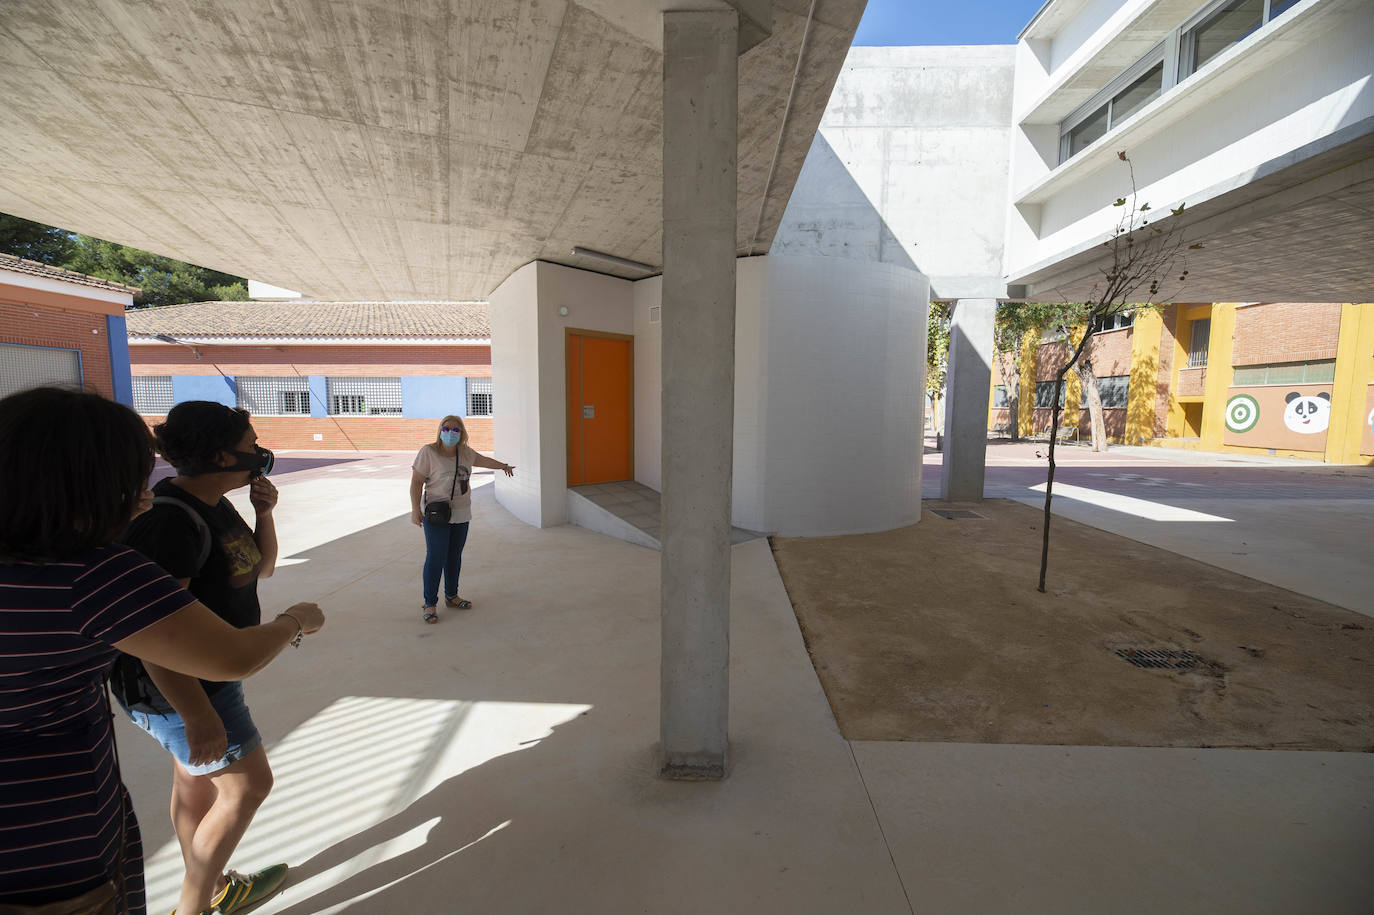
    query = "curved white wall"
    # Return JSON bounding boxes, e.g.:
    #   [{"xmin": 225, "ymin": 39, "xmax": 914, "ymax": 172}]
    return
[{"xmin": 635, "ymin": 255, "xmax": 929, "ymax": 537}]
